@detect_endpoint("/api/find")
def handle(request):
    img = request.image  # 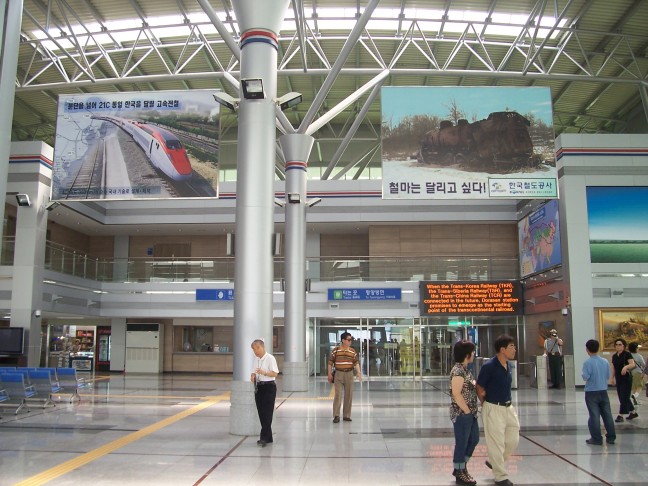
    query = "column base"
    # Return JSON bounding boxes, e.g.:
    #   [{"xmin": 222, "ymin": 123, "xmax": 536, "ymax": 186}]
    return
[
  {"xmin": 282, "ymin": 361, "xmax": 309, "ymax": 391},
  {"xmin": 230, "ymin": 380, "xmax": 260, "ymax": 436}
]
